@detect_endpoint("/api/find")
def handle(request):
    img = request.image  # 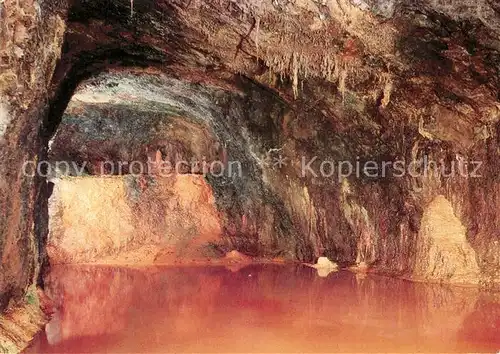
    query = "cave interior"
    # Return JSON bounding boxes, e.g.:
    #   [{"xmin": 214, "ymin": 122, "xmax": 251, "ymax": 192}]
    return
[{"xmin": 0, "ymin": 0, "xmax": 499, "ymax": 352}]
